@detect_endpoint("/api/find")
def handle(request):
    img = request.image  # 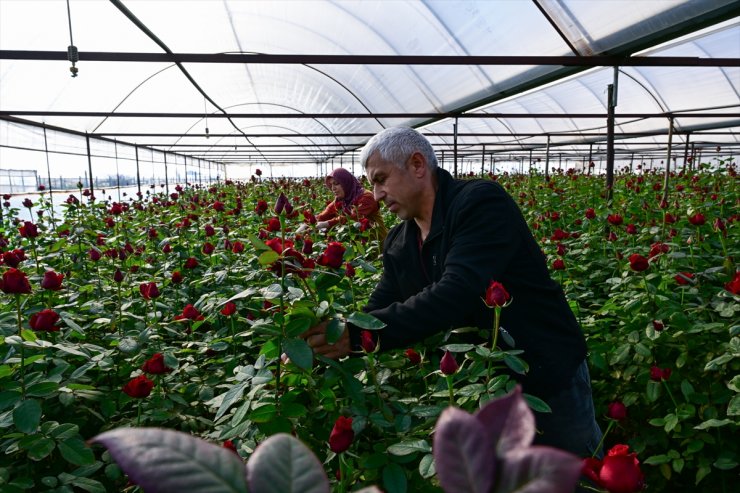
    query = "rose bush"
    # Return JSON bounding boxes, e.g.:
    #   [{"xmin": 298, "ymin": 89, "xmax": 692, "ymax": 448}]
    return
[{"xmin": 0, "ymin": 161, "xmax": 737, "ymax": 492}]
